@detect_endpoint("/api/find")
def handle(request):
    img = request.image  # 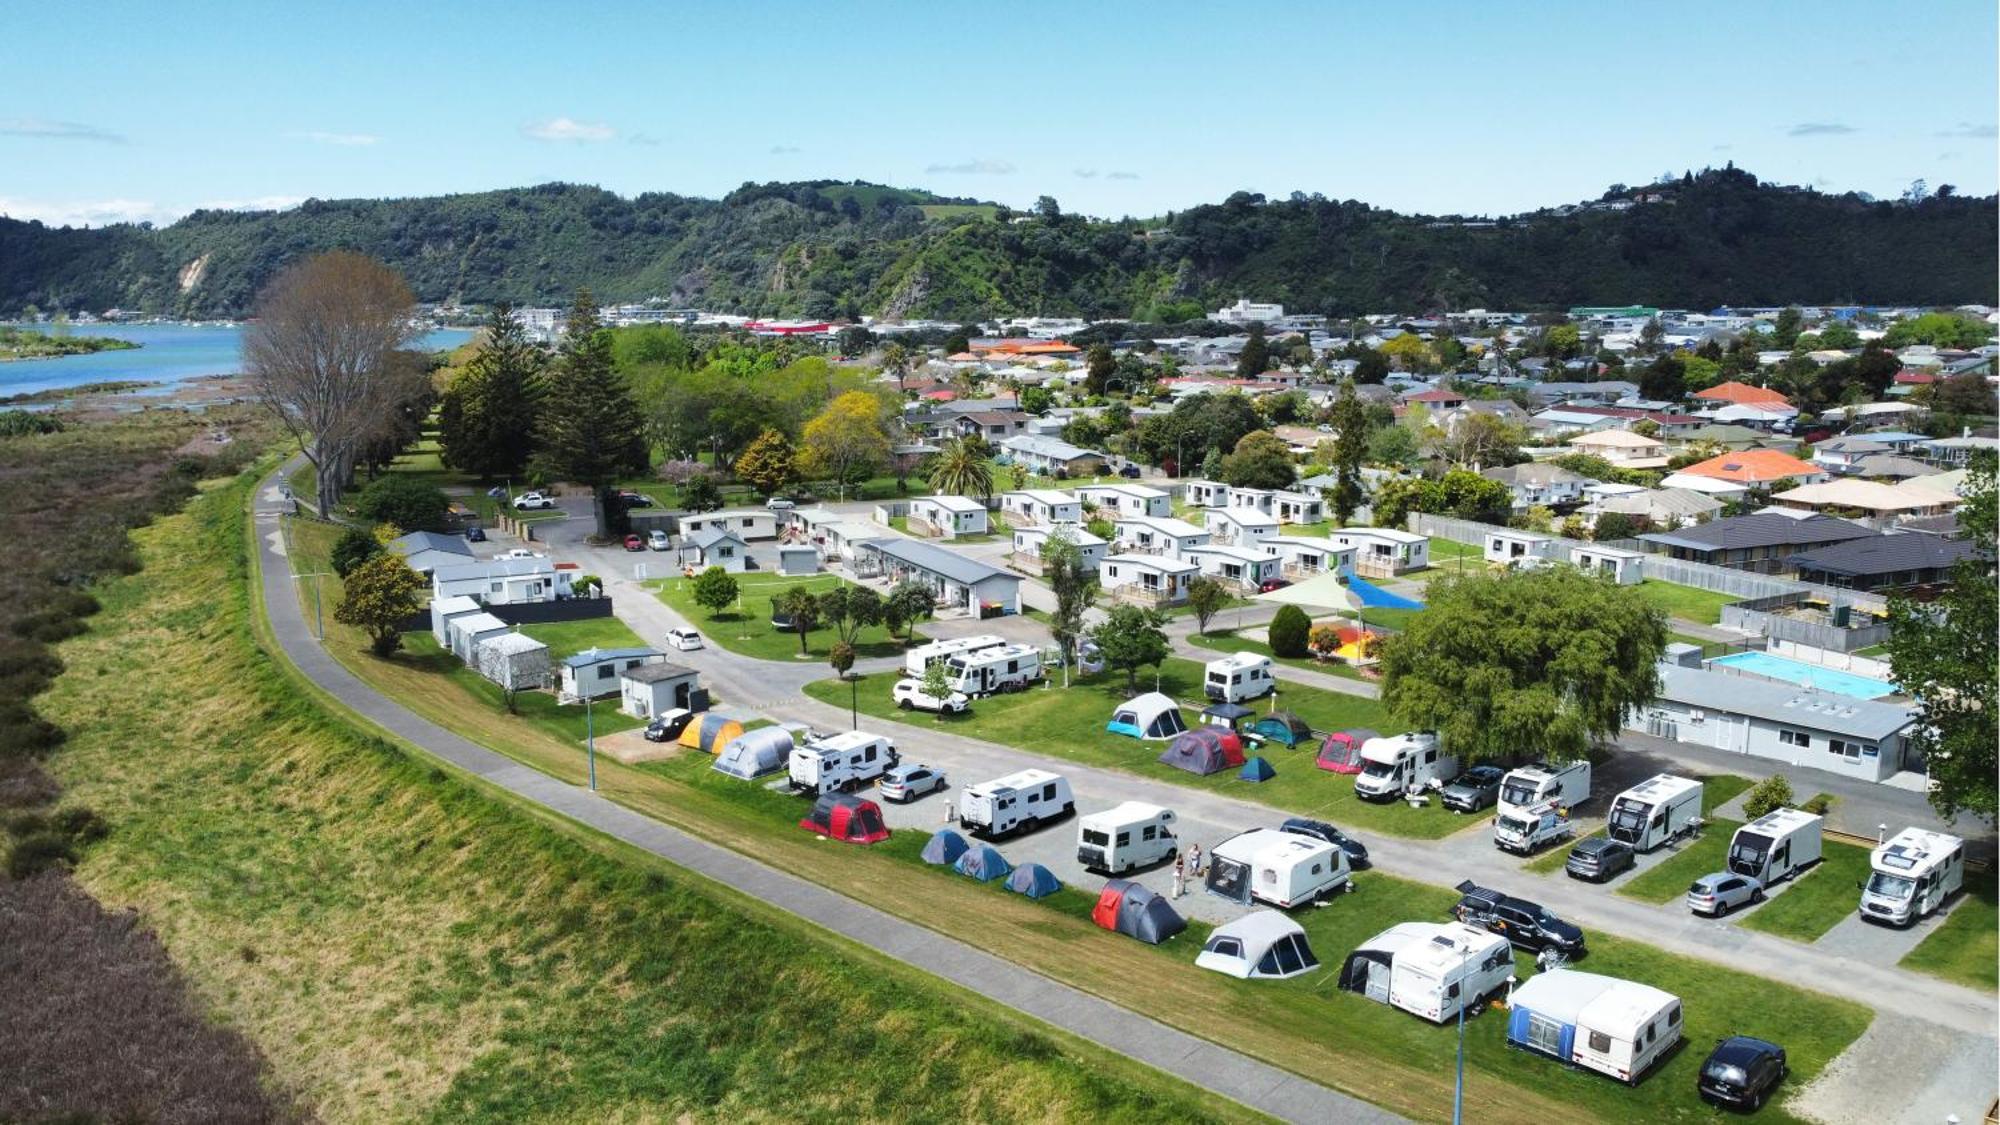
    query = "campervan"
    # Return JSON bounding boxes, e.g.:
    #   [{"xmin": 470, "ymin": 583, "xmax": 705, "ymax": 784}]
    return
[
  {"xmin": 1606, "ymin": 775, "xmax": 1704, "ymax": 853},
  {"xmin": 1727, "ymin": 809, "xmax": 1823, "ymax": 884},
  {"xmin": 1493, "ymin": 801, "xmax": 1575, "ymax": 855},
  {"xmin": 1076, "ymin": 802, "xmax": 1178, "ymax": 874},
  {"xmin": 1203, "ymin": 652, "xmax": 1276, "ymax": 703},
  {"xmin": 1354, "ymin": 733, "xmax": 1460, "ymax": 802},
  {"xmin": 1340, "ymin": 922, "xmax": 1515, "ymax": 1023},
  {"xmin": 787, "ymin": 731, "xmax": 898, "ymax": 796},
  {"xmin": 903, "ymin": 633, "xmax": 1006, "ymax": 678},
  {"xmin": 1507, "ymin": 969, "xmax": 1683, "ymax": 1085},
  {"xmin": 944, "ymin": 644, "xmax": 1044, "ymax": 697},
  {"xmin": 1497, "ymin": 760, "xmax": 1592, "ymax": 820},
  {"xmin": 1861, "ymin": 827, "xmax": 1965, "ymax": 927},
  {"xmin": 1205, "ymin": 828, "xmax": 1350, "ymax": 909},
  {"xmin": 958, "ymin": 769, "xmax": 1075, "ymax": 839}
]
